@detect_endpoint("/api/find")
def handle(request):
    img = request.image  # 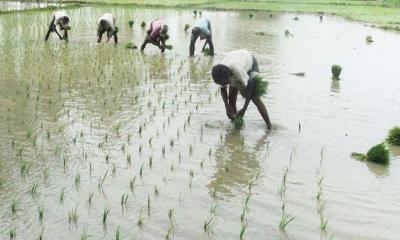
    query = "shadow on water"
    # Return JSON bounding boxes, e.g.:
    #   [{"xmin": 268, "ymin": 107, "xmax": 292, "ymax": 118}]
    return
[
  {"xmin": 330, "ymin": 79, "xmax": 341, "ymax": 93},
  {"xmin": 208, "ymin": 128, "xmax": 268, "ymax": 199}
]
